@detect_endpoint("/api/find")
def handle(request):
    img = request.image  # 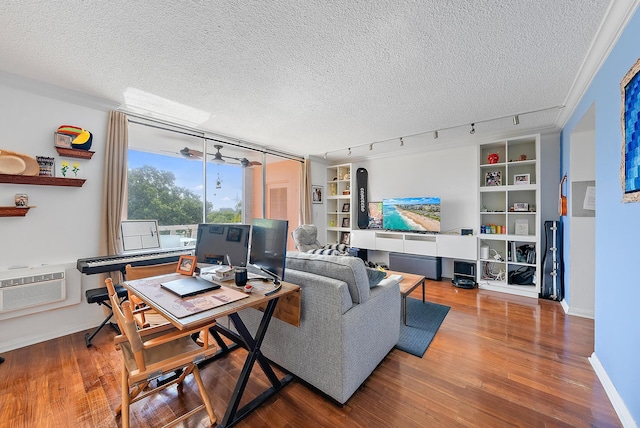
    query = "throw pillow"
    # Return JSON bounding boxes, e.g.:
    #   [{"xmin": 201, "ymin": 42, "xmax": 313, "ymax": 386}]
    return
[{"xmin": 366, "ymin": 267, "xmax": 386, "ymax": 288}]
